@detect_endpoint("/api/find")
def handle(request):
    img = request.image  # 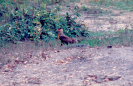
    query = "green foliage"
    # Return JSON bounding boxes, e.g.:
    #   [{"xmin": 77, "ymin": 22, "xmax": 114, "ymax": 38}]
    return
[
  {"xmin": 82, "ymin": 6, "xmax": 87, "ymax": 11},
  {"xmin": 0, "ymin": 0, "xmax": 4, "ymax": 4},
  {"xmin": 0, "ymin": 0, "xmax": 89, "ymax": 44},
  {"xmin": 80, "ymin": 29, "xmax": 133, "ymax": 47},
  {"xmin": 90, "ymin": 0, "xmax": 133, "ymax": 11},
  {"xmin": 59, "ymin": 12, "xmax": 89, "ymax": 37}
]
